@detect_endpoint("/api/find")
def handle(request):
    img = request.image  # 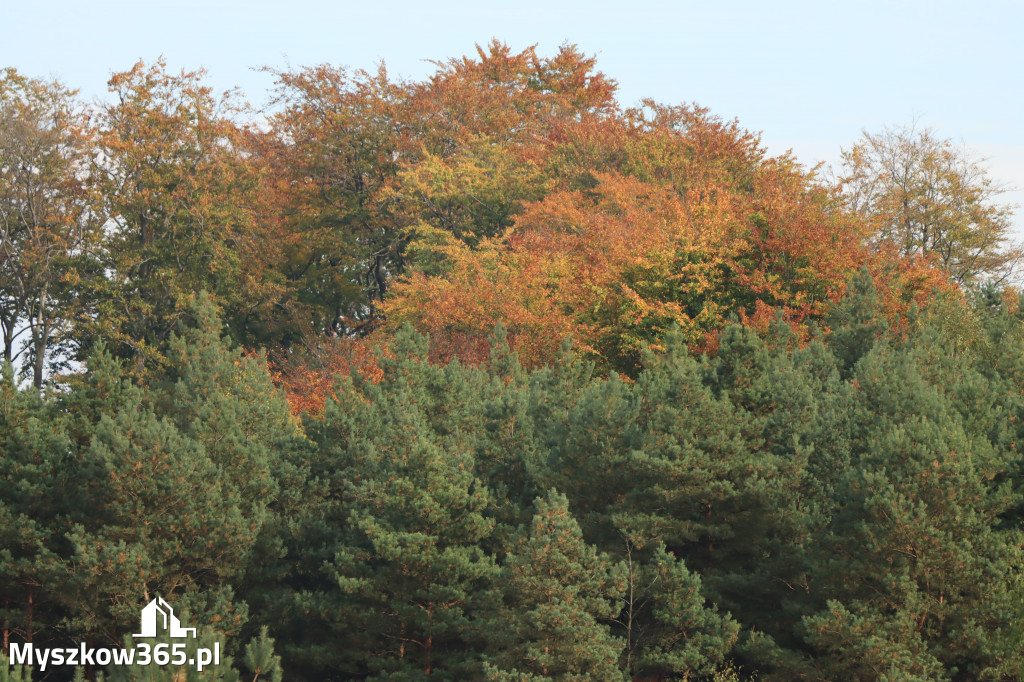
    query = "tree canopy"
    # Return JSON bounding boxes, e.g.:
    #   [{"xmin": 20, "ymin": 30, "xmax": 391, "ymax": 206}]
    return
[
  {"xmin": 839, "ymin": 123, "xmax": 1022, "ymax": 287},
  {"xmin": 1, "ymin": 43, "xmax": 1023, "ymax": 681}
]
